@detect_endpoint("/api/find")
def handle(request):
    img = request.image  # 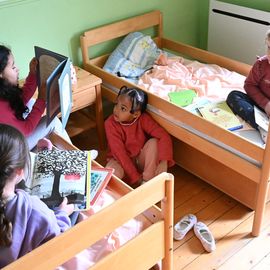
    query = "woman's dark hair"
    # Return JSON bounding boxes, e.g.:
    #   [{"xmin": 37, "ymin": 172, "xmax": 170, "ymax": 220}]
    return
[
  {"xmin": 0, "ymin": 124, "xmax": 30, "ymax": 247},
  {"xmin": 0, "ymin": 45, "xmax": 28, "ymax": 120},
  {"xmin": 118, "ymin": 86, "xmax": 148, "ymax": 113}
]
